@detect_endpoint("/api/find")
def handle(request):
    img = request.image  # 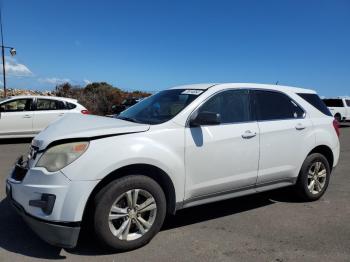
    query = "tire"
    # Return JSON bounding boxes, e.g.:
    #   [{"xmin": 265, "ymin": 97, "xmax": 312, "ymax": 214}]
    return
[
  {"xmin": 295, "ymin": 153, "xmax": 331, "ymax": 201},
  {"xmin": 334, "ymin": 113, "xmax": 342, "ymax": 123},
  {"xmin": 93, "ymin": 175, "xmax": 166, "ymax": 251}
]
